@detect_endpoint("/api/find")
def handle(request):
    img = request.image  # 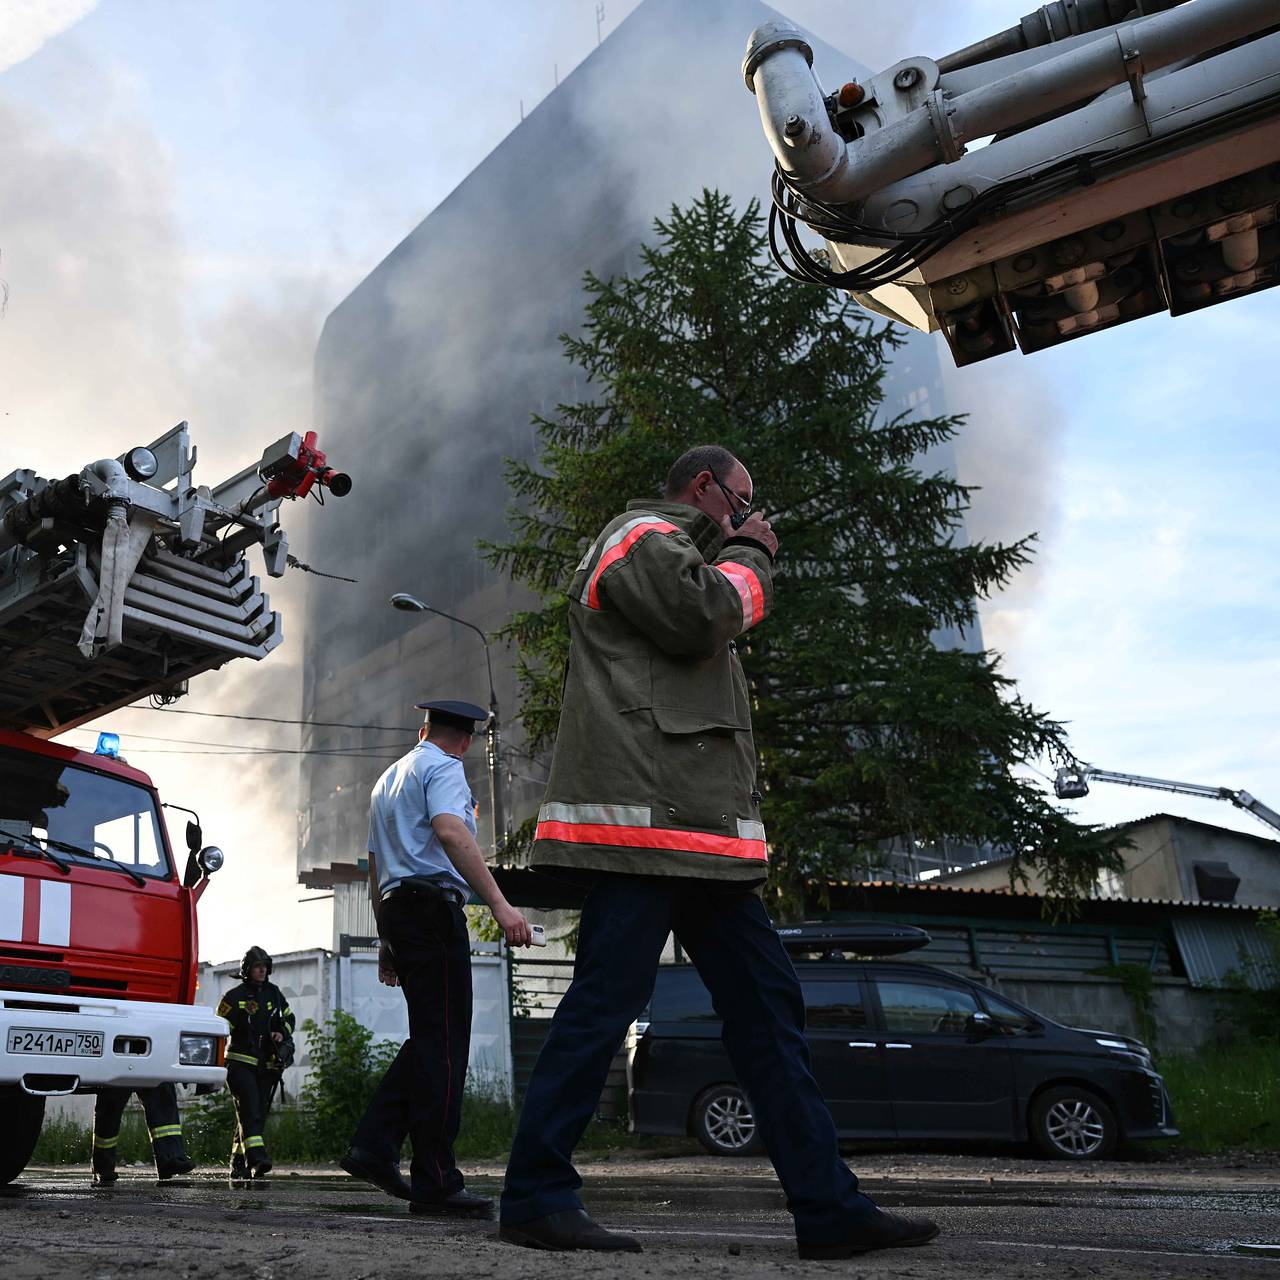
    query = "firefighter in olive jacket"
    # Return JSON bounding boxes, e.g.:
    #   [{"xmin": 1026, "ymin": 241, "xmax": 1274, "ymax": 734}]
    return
[
  {"xmin": 217, "ymin": 946, "xmax": 295, "ymax": 1178},
  {"xmin": 499, "ymin": 446, "xmax": 938, "ymax": 1259}
]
